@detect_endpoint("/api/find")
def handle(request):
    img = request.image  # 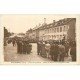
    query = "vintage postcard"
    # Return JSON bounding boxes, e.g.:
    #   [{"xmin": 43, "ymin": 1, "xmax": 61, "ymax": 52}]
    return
[{"xmin": 0, "ymin": 14, "xmax": 80, "ymax": 64}]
